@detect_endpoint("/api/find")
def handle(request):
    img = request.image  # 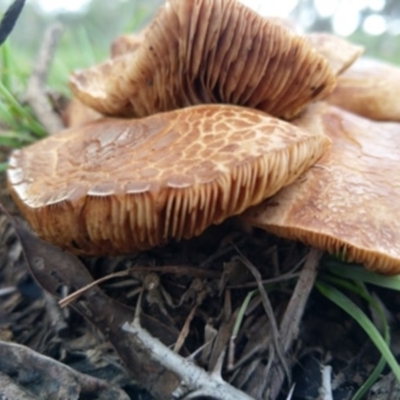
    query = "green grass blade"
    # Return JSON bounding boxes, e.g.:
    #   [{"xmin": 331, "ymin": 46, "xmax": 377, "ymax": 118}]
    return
[
  {"xmin": 0, "ymin": 80, "xmax": 47, "ymax": 137},
  {"xmin": 233, "ymin": 290, "xmax": 255, "ymax": 337},
  {"xmin": 325, "ymin": 261, "xmax": 400, "ymax": 291},
  {"xmin": 0, "ymin": 99, "xmax": 18, "ymax": 128},
  {"xmin": 352, "ymin": 356, "xmax": 386, "ymax": 400},
  {"xmin": 318, "ymin": 273, "xmax": 392, "ymax": 398},
  {"xmin": 316, "ymin": 282, "xmax": 400, "ymax": 381},
  {"xmin": 0, "ymin": 129, "xmax": 36, "ymax": 146},
  {"xmin": 76, "ymin": 26, "xmax": 96, "ymax": 67},
  {"xmin": 0, "ymin": 78, "xmax": 27, "ymax": 115},
  {"xmin": 1, "ymin": 42, "xmax": 11, "ymax": 90},
  {"xmin": 0, "ymin": 162, "xmax": 8, "ymax": 172}
]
